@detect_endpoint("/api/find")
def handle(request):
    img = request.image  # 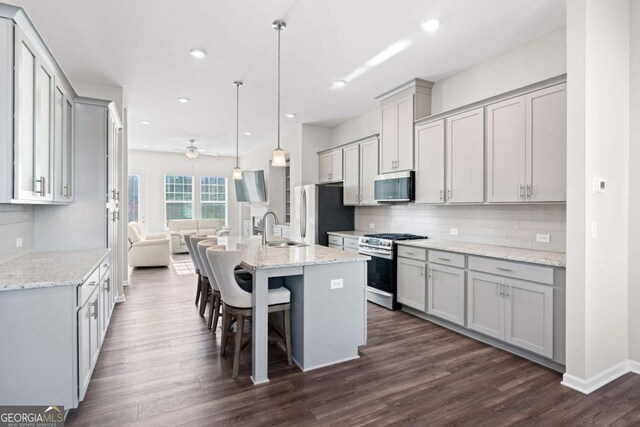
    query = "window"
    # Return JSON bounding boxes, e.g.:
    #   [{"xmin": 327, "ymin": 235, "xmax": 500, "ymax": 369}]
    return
[
  {"xmin": 164, "ymin": 175, "xmax": 193, "ymax": 227},
  {"xmin": 200, "ymin": 176, "xmax": 227, "ymax": 224},
  {"xmin": 128, "ymin": 174, "xmax": 140, "ymax": 223}
]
